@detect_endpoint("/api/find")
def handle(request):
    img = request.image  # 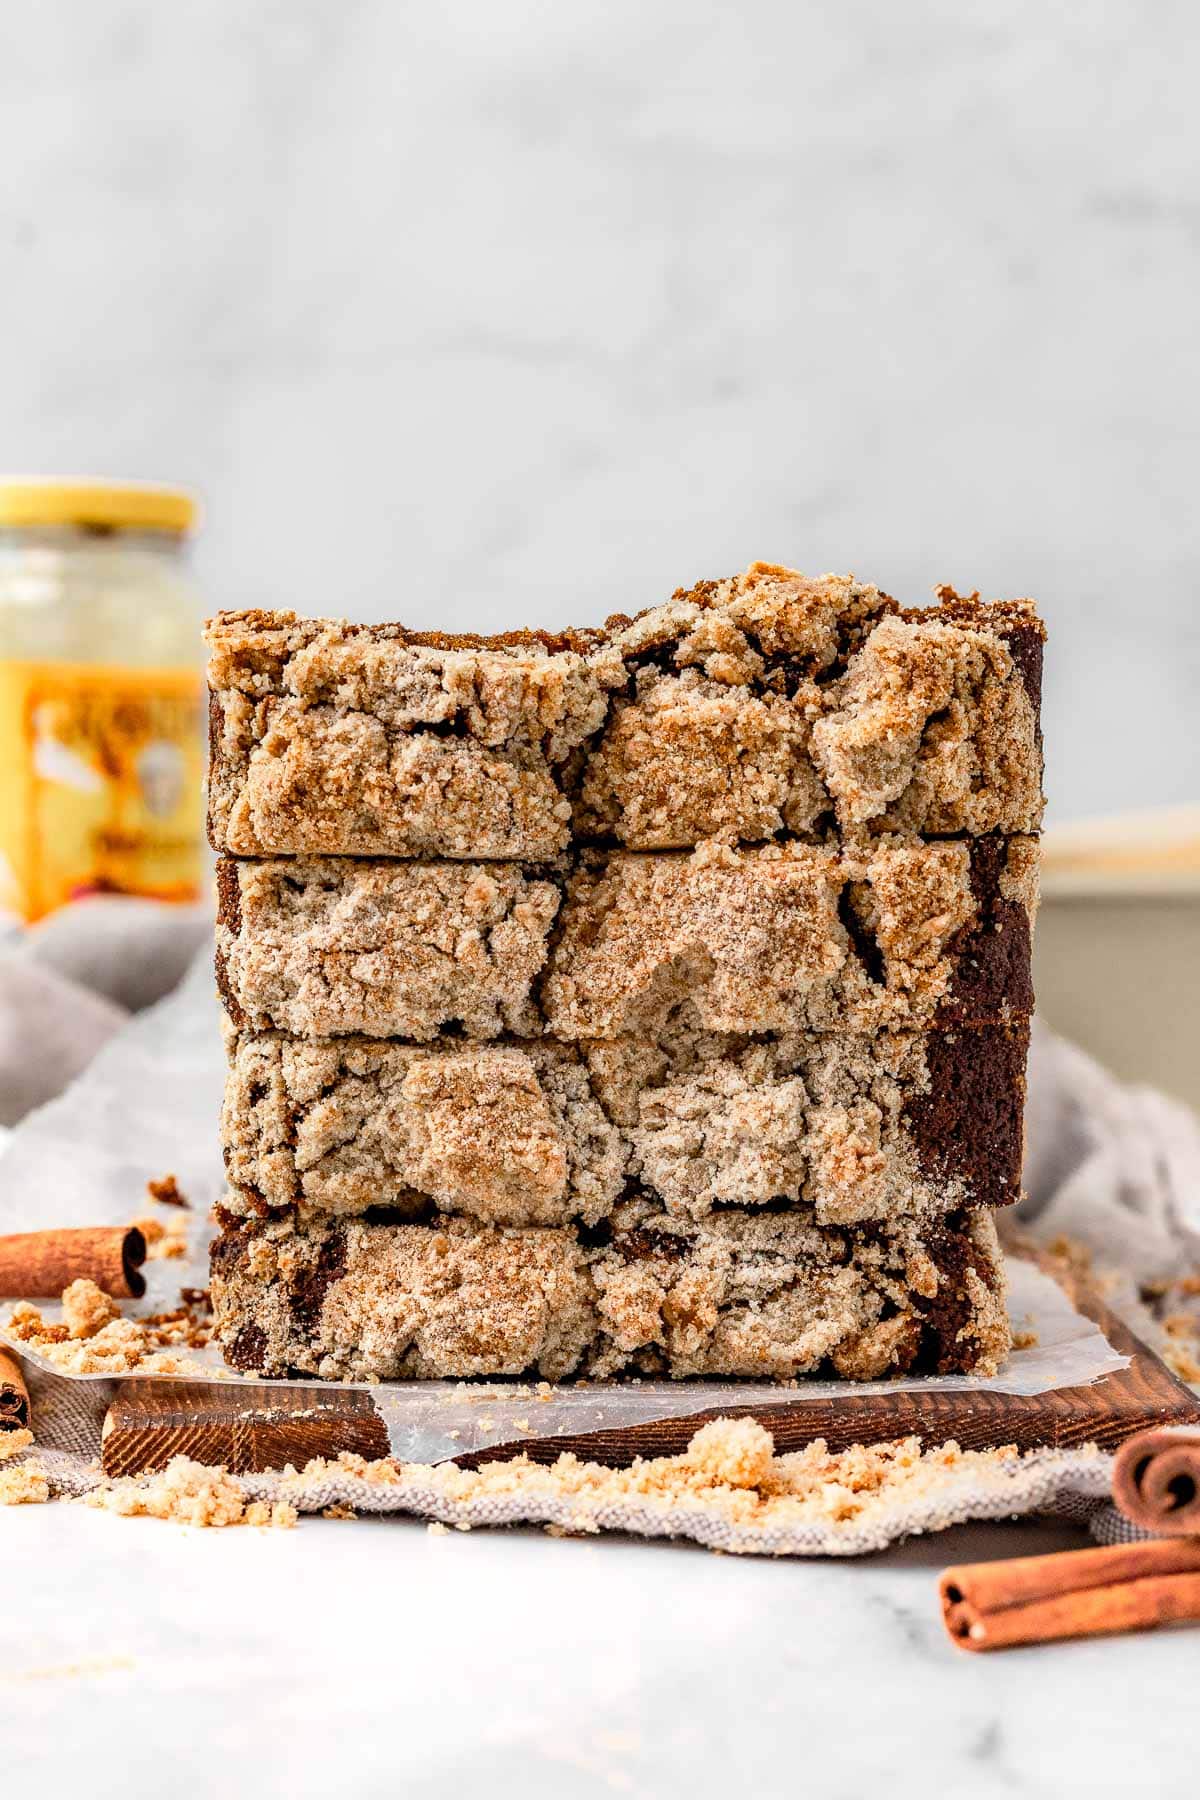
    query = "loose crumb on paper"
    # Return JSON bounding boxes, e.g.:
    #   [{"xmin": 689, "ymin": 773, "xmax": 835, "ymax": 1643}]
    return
[
  {"xmin": 1038, "ymin": 1229, "xmax": 1200, "ymax": 1389},
  {"xmin": 62, "ymin": 1279, "xmax": 119, "ymax": 1341},
  {"xmin": 5, "ymin": 1292, "xmax": 218, "ymax": 1378}
]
